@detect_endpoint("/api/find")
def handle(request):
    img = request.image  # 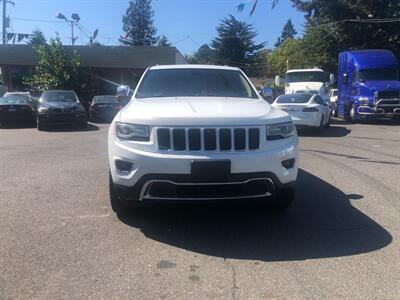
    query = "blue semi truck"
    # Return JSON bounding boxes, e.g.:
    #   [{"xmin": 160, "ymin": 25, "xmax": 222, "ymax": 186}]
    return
[{"xmin": 337, "ymin": 49, "xmax": 400, "ymax": 121}]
